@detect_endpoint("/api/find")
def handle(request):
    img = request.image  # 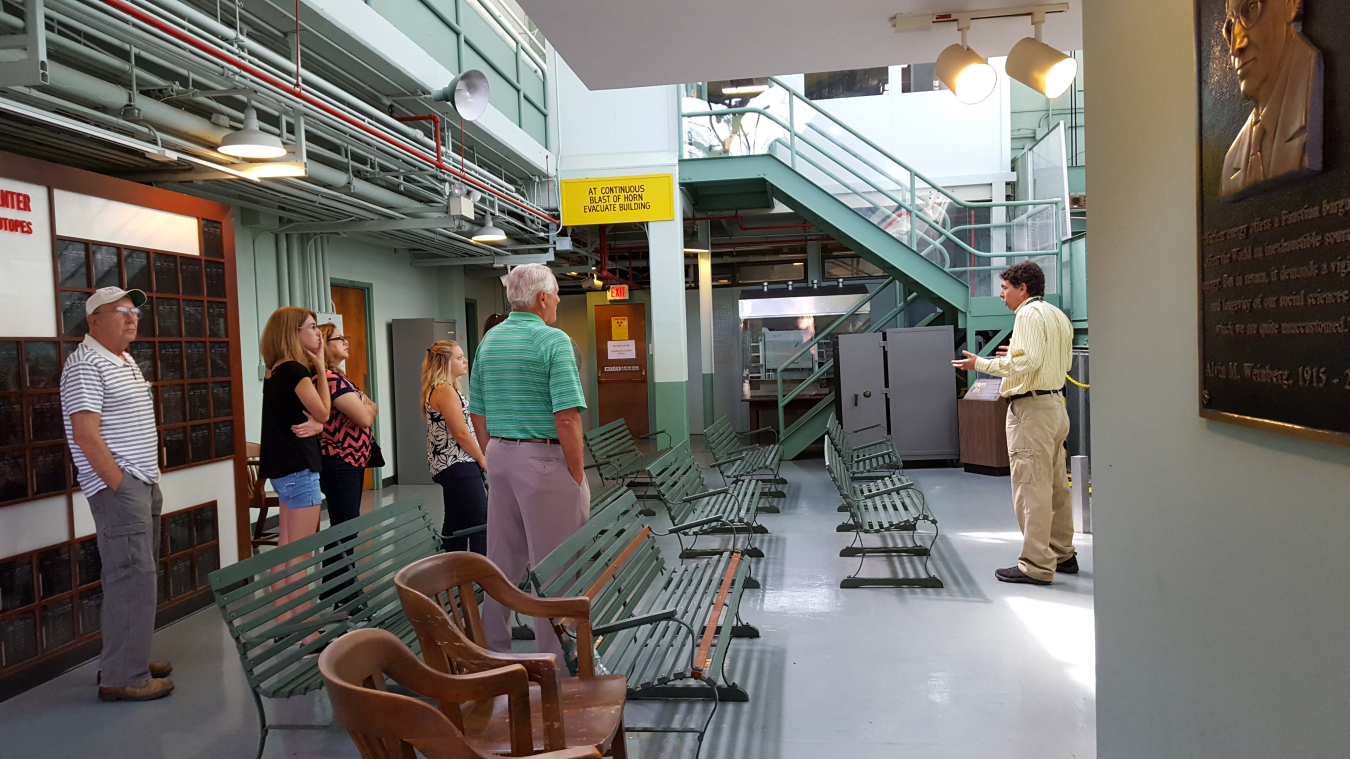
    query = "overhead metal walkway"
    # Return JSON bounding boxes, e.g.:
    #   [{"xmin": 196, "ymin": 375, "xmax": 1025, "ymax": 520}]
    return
[{"xmin": 678, "ymin": 78, "xmax": 1083, "ymax": 458}]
